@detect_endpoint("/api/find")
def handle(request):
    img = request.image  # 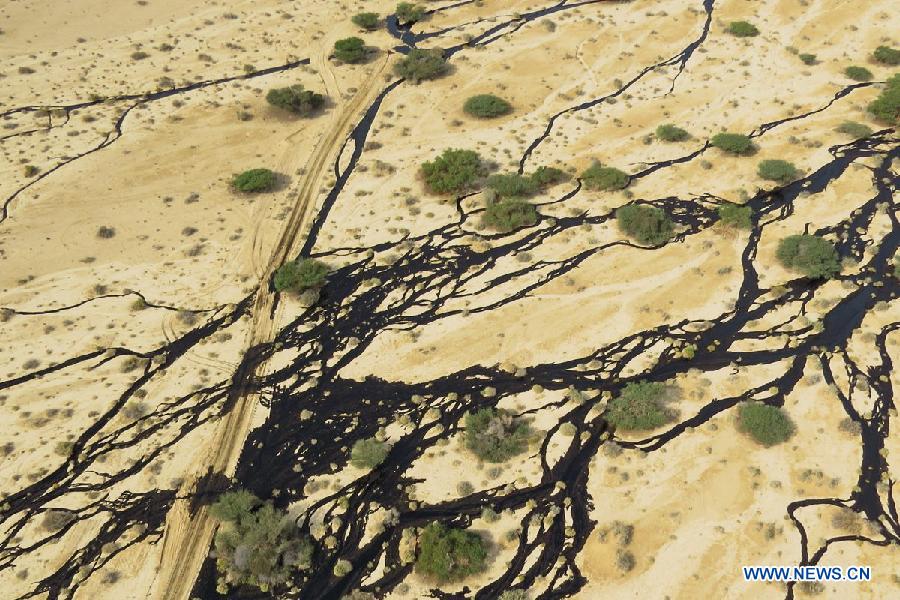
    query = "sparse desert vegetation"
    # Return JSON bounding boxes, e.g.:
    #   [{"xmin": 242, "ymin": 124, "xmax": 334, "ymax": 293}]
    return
[{"xmin": 776, "ymin": 234, "xmax": 840, "ymax": 279}]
